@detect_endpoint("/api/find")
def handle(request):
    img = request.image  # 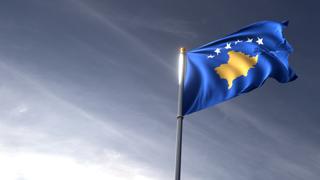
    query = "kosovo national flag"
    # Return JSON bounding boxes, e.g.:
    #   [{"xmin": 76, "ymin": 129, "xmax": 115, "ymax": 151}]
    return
[{"xmin": 183, "ymin": 21, "xmax": 297, "ymax": 115}]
